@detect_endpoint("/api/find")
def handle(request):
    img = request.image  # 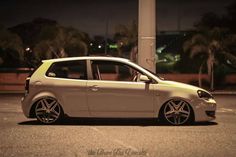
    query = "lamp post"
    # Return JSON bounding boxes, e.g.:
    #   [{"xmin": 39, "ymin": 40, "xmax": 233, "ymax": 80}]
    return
[
  {"xmin": 24, "ymin": 47, "xmax": 33, "ymax": 70},
  {"xmin": 138, "ymin": 0, "xmax": 156, "ymax": 73}
]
